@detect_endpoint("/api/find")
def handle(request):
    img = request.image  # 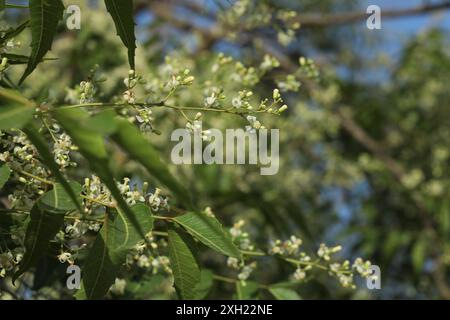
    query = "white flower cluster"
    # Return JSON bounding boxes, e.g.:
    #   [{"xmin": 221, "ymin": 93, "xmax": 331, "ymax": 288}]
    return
[
  {"xmin": 110, "ymin": 278, "xmax": 127, "ymax": 296},
  {"xmin": 127, "ymin": 235, "xmax": 172, "ymax": 275},
  {"xmin": 229, "ymin": 220, "xmax": 254, "ymax": 251},
  {"xmin": 82, "ymin": 175, "xmax": 113, "ymax": 212},
  {"xmin": 123, "ymin": 69, "xmax": 145, "ymax": 104},
  {"xmin": 317, "ymin": 243, "xmax": 342, "ymax": 261},
  {"xmin": 1, "ymin": 131, "xmax": 48, "ymax": 208},
  {"xmin": 65, "ymin": 80, "xmax": 97, "ymax": 104},
  {"xmin": 227, "ymin": 257, "xmax": 257, "ymax": 282},
  {"xmin": 270, "ymin": 236, "xmax": 303, "ymax": 256},
  {"xmin": 53, "ymin": 131, "xmax": 77, "ymax": 169},
  {"xmin": 135, "ymin": 107, "xmax": 154, "ymax": 133},
  {"xmin": 186, "ymin": 121, "xmax": 212, "ymax": 142}
]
